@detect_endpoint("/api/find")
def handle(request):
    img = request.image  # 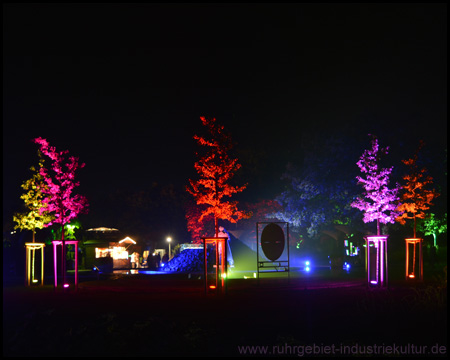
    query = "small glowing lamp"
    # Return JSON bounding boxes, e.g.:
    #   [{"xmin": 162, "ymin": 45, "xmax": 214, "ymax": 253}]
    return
[
  {"xmin": 209, "ymin": 285, "xmax": 216, "ymax": 289},
  {"xmin": 305, "ymin": 266, "xmax": 311, "ymax": 272},
  {"xmin": 64, "ymin": 284, "xmax": 70, "ymax": 288}
]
